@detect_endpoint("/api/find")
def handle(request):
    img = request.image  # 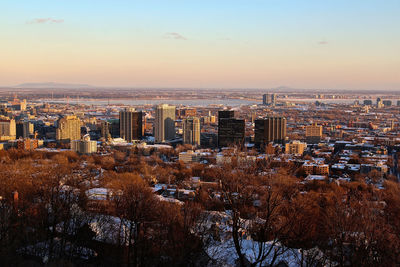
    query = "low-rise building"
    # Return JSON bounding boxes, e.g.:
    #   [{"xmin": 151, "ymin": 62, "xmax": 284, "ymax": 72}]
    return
[
  {"xmin": 71, "ymin": 134, "xmax": 97, "ymax": 154},
  {"xmin": 179, "ymin": 150, "xmax": 201, "ymax": 163},
  {"xmin": 285, "ymin": 140, "xmax": 306, "ymax": 155},
  {"xmin": 303, "ymin": 163, "xmax": 330, "ymax": 175},
  {"xmin": 17, "ymin": 138, "xmax": 39, "ymax": 150}
]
